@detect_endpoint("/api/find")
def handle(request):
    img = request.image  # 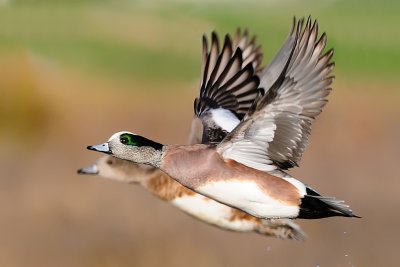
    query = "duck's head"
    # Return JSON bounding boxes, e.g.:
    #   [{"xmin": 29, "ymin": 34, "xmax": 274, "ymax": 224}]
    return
[
  {"xmin": 87, "ymin": 131, "xmax": 164, "ymax": 167},
  {"xmin": 77, "ymin": 155, "xmax": 155, "ymax": 183}
]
